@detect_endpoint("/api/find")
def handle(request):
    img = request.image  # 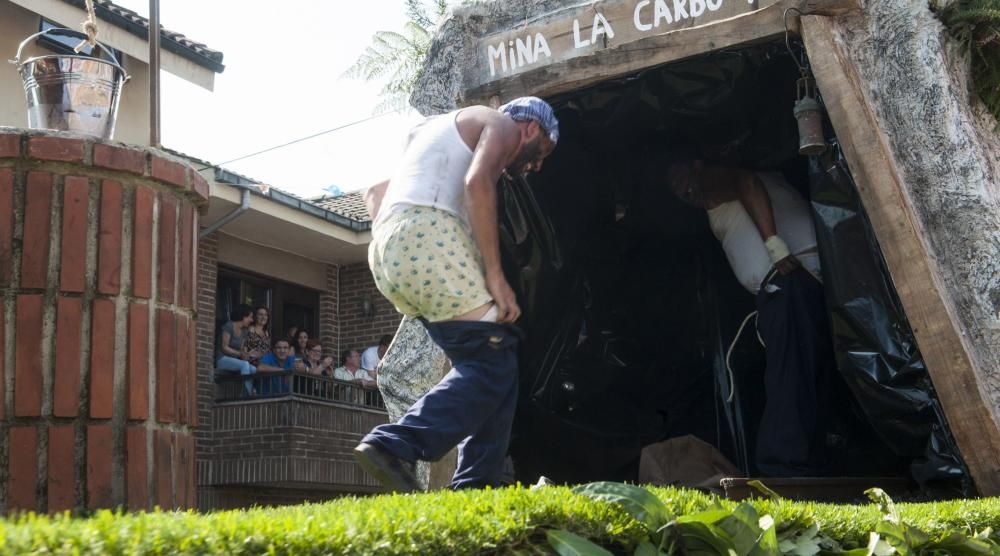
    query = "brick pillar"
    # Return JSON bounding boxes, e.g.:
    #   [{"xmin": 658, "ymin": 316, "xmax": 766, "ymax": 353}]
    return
[
  {"xmin": 194, "ymin": 232, "xmax": 217, "ymax": 507},
  {"xmin": 0, "ymin": 129, "xmax": 207, "ymax": 514},
  {"xmin": 318, "ymin": 264, "xmax": 339, "ymax": 357}
]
